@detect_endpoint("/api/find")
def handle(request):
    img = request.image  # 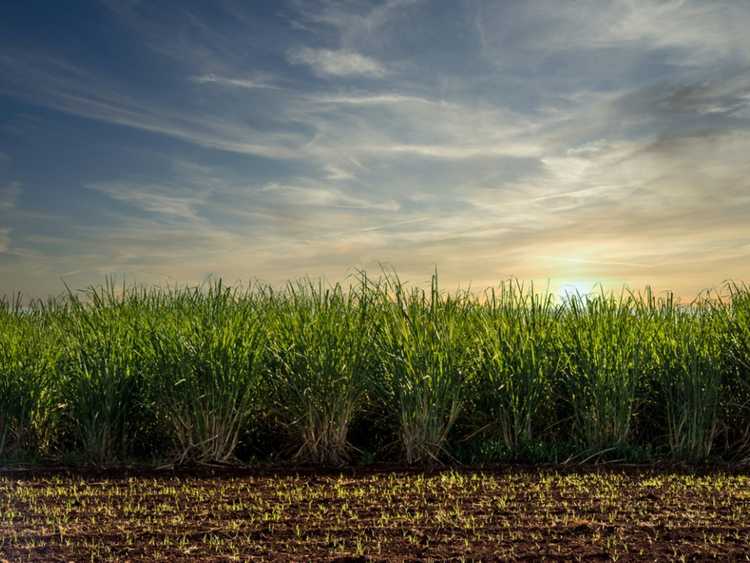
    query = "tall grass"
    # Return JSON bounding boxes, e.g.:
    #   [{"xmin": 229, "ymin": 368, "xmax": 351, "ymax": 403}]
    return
[
  {"xmin": 0, "ymin": 296, "xmax": 56, "ymax": 458},
  {"xmin": 147, "ymin": 282, "xmax": 266, "ymax": 464},
  {"xmin": 724, "ymin": 283, "xmax": 750, "ymax": 459},
  {"xmin": 472, "ymin": 282, "xmax": 561, "ymax": 451},
  {"xmin": 266, "ymin": 279, "xmax": 375, "ymax": 465},
  {"xmin": 562, "ymin": 291, "xmax": 645, "ymax": 451},
  {"xmin": 640, "ymin": 291, "xmax": 727, "ymax": 461},
  {"xmin": 659, "ymin": 301, "xmax": 724, "ymax": 461},
  {"xmin": 0, "ymin": 273, "xmax": 748, "ymax": 466},
  {"xmin": 374, "ymin": 273, "xmax": 472, "ymax": 464},
  {"xmin": 56, "ymin": 283, "xmax": 150, "ymax": 464}
]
